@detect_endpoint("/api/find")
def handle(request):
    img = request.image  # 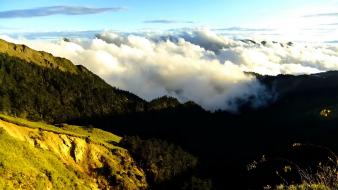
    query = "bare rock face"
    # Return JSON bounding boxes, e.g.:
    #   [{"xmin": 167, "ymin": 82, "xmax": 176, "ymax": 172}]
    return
[{"xmin": 71, "ymin": 138, "xmax": 86, "ymax": 163}]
